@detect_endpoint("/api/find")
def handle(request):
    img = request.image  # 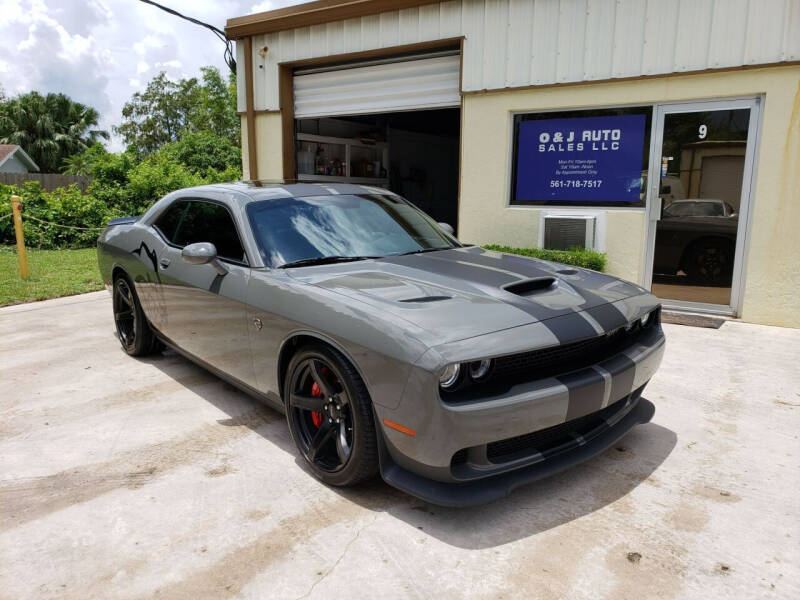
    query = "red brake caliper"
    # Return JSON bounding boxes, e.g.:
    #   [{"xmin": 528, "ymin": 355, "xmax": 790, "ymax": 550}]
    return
[{"xmin": 310, "ymin": 382, "xmax": 324, "ymax": 428}]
